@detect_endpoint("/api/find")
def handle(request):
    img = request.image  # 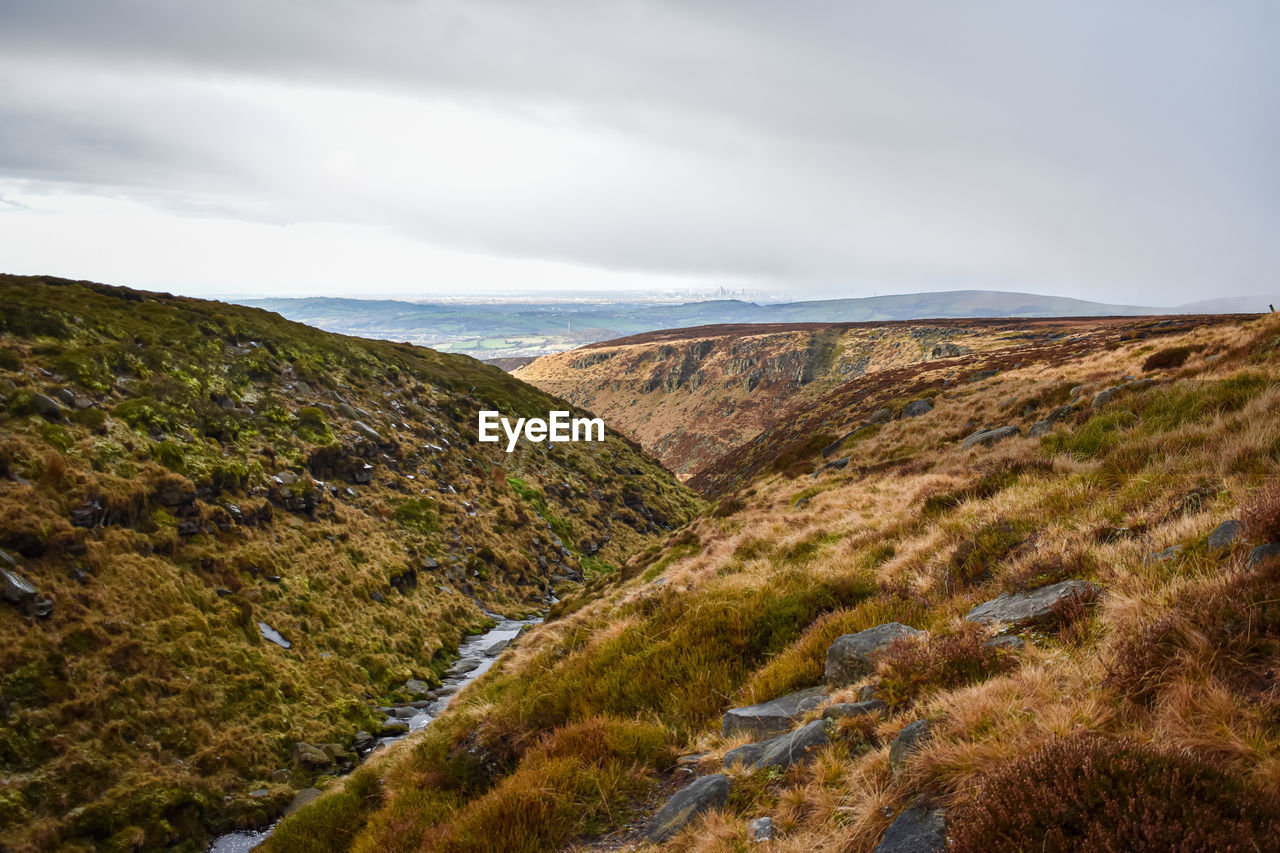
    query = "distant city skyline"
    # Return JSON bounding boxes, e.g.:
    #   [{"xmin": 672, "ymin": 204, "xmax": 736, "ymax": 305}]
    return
[{"xmin": 1, "ymin": 2, "xmax": 1277, "ymax": 305}]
